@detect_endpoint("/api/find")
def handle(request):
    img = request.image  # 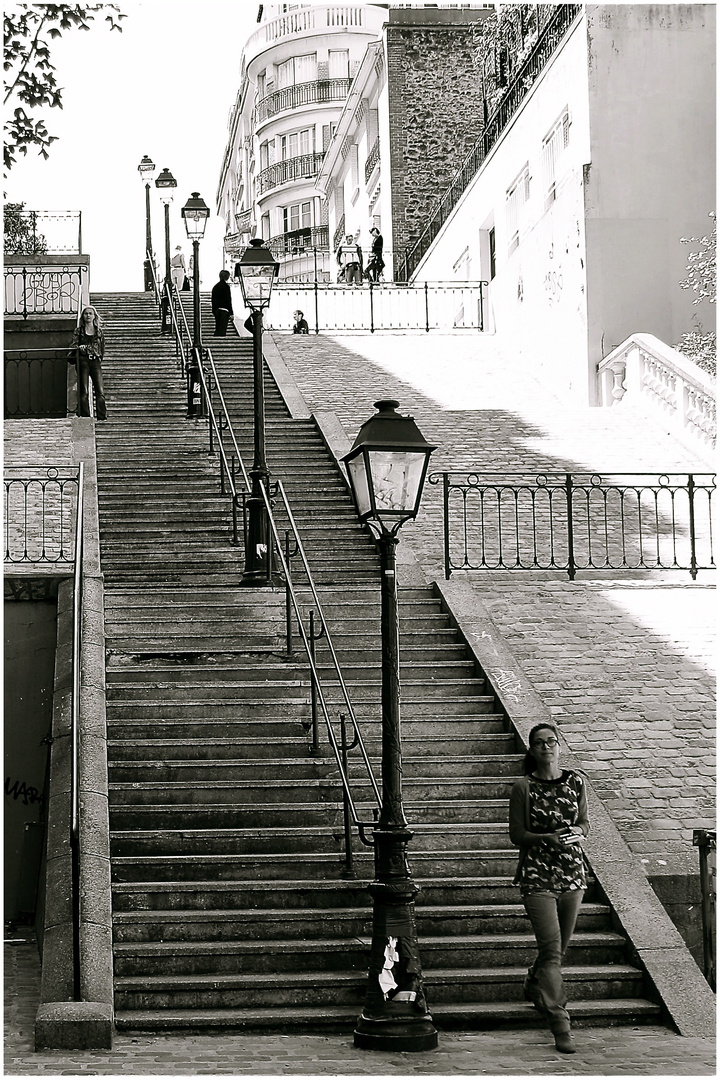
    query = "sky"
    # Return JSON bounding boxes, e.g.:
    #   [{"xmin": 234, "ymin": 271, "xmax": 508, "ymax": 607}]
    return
[{"xmin": 4, "ymin": 0, "xmax": 260, "ymax": 291}]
